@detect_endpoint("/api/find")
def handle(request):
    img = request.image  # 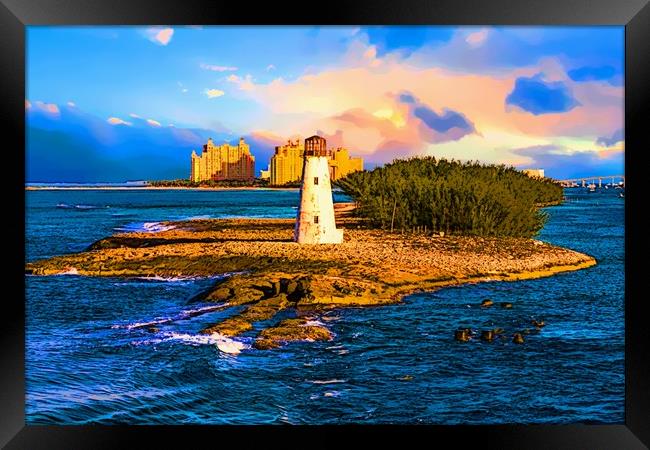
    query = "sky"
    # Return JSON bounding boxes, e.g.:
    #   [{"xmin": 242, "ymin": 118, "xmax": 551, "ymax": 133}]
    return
[{"xmin": 26, "ymin": 26, "xmax": 624, "ymax": 182}]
